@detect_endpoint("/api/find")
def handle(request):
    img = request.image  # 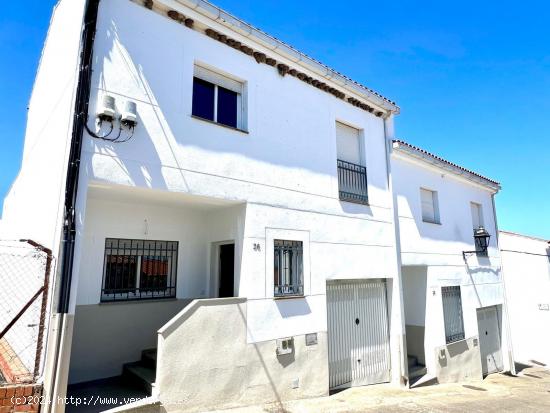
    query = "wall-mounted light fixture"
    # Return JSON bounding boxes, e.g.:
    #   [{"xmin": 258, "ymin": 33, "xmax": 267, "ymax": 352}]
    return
[{"xmin": 463, "ymin": 226, "xmax": 491, "ymax": 259}]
